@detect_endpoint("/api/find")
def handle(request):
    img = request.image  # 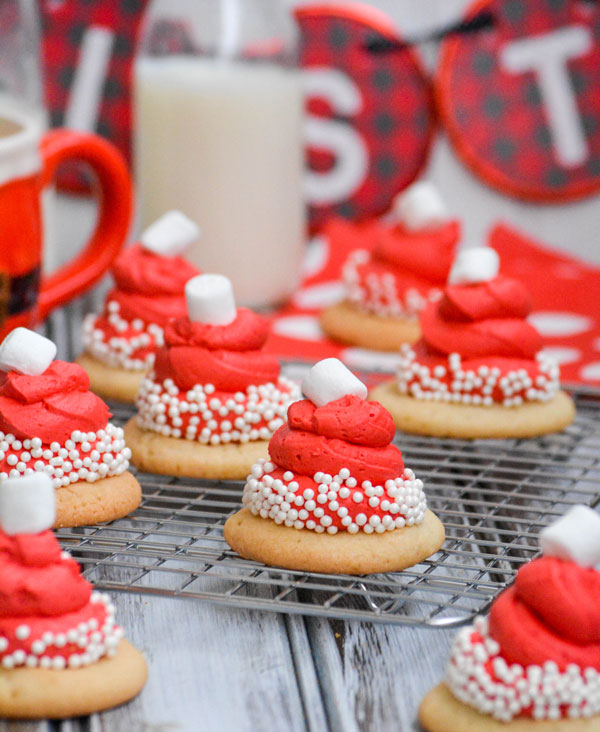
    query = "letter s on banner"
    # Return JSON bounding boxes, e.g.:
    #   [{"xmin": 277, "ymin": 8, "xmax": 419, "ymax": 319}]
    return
[
  {"xmin": 296, "ymin": 5, "xmax": 434, "ymax": 230},
  {"xmin": 303, "ymin": 68, "xmax": 369, "ymax": 205}
]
